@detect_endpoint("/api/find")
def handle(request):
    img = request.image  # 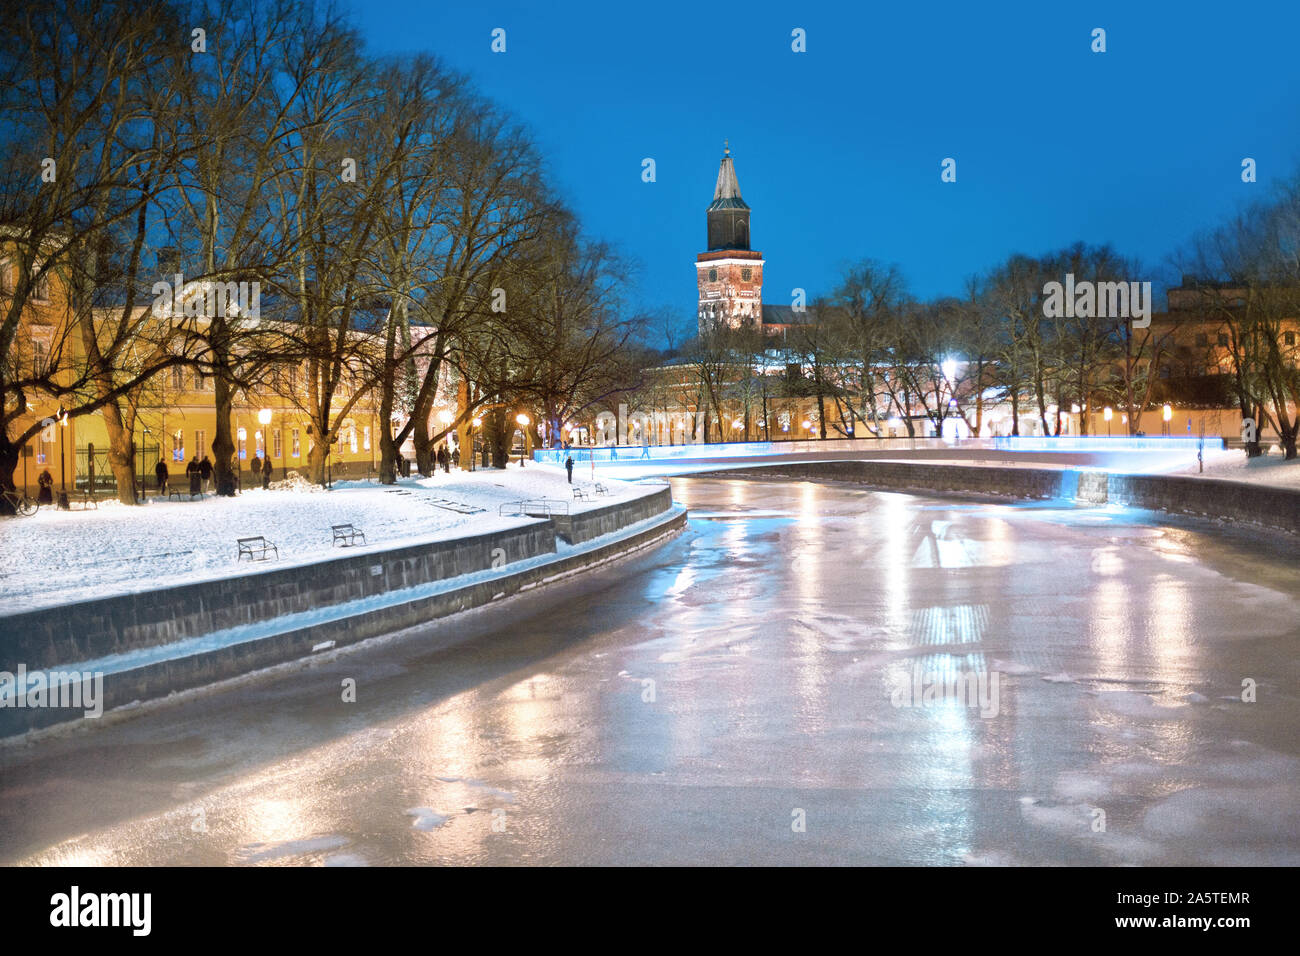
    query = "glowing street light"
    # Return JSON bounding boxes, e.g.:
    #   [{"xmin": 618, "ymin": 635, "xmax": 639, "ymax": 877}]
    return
[
  {"xmin": 437, "ymin": 409, "xmax": 454, "ymax": 426},
  {"xmin": 1103, "ymin": 406, "xmax": 1113, "ymax": 437},
  {"xmin": 1162, "ymin": 403, "xmax": 1172, "ymax": 436},
  {"xmin": 257, "ymin": 408, "xmax": 272, "ymax": 426}
]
